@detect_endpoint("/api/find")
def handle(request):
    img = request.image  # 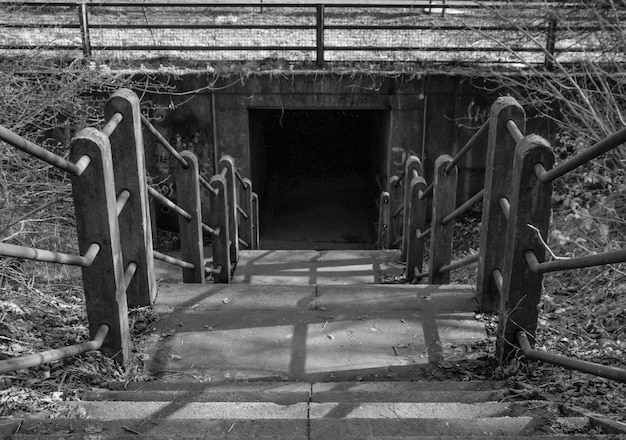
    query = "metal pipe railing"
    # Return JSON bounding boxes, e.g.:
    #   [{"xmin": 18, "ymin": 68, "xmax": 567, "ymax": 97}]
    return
[
  {"xmin": 140, "ymin": 114, "xmax": 189, "ymax": 169},
  {"xmin": 153, "ymin": 250, "xmax": 195, "ymax": 270},
  {"xmin": 419, "ymin": 182, "xmax": 434, "ymax": 200},
  {"xmin": 116, "ymin": 189, "xmax": 131, "ymax": 216},
  {"xmin": 147, "ymin": 186, "xmax": 192, "ymax": 221},
  {"xmin": 199, "ymin": 175, "xmax": 219, "ymax": 196},
  {"xmin": 202, "ymin": 223, "xmax": 219, "ymax": 236},
  {"xmin": 438, "ymin": 252, "xmax": 480, "ymax": 274},
  {"xmin": 536, "ymin": 126, "xmax": 626, "ymax": 184},
  {"xmin": 441, "ymin": 188, "xmax": 485, "ymax": 225},
  {"xmin": 505, "ymin": 119, "xmax": 524, "ymax": 143},
  {"xmin": 499, "ymin": 197, "xmax": 511, "ymax": 221},
  {"xmin": 0, "ymin": 324, "xmax": 109, "ymax": 374},
  {"xmin": 0, "ymin": 124, "xmax": 90, "ymax": 176},
  {"xmin": 517, "ymin": 331, "xmax": 626, "ymax": 383},
  {"xmin": 416, "ymin": 227, "xmax": 431, "ymax": 240},
  {"xmin": 102, "ymin": 112, "xmax": 123, "ymax": 137},
  {"xmin": 525, "ymin": 248, "xmax": 626, "ymax": 274},
  {"xmin": 0, "ymin": 242, "xmax": 100, "ymax": 267},
  {"xmin": 445, "ymin": 120, "xmax": 489, "ymax": 173}
]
